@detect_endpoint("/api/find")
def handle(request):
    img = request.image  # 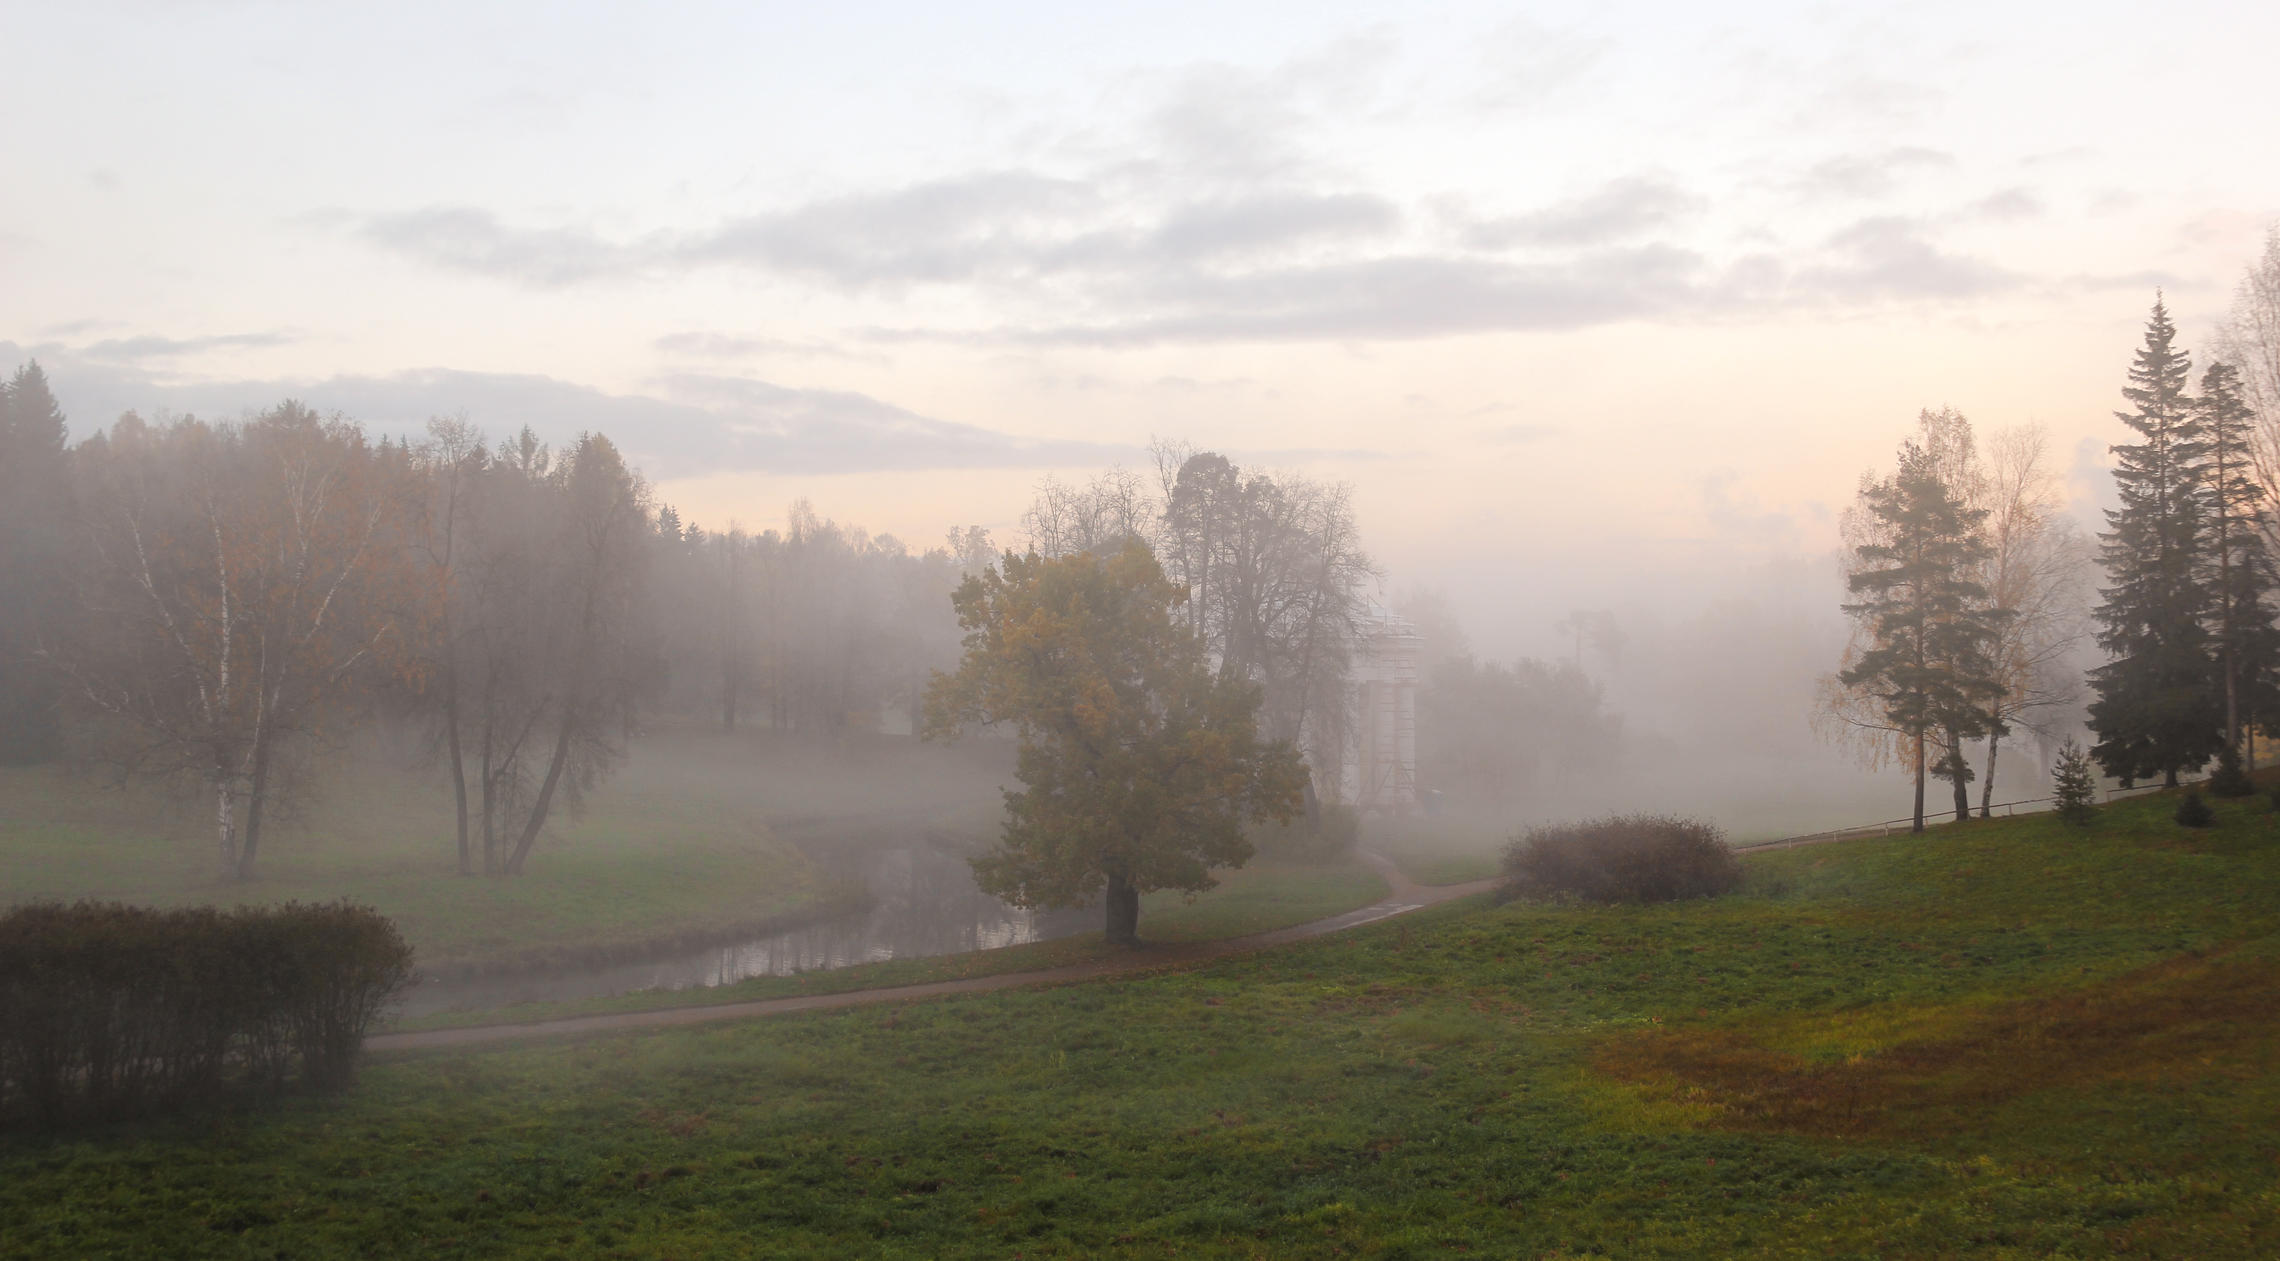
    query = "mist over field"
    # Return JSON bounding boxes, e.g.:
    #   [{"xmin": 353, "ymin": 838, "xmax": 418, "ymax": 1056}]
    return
[{"xmin": 5, "ymin": 4, "xmax": 2280, "ymax": 1256}]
